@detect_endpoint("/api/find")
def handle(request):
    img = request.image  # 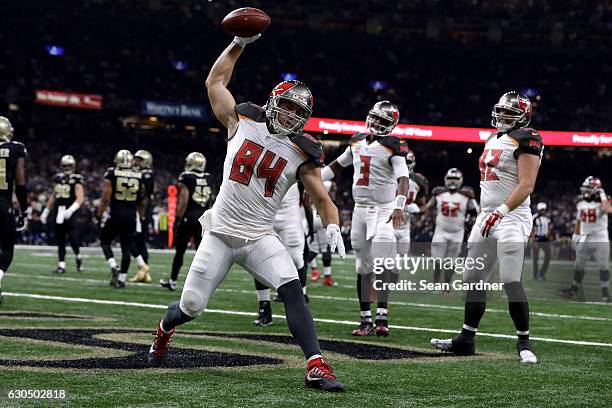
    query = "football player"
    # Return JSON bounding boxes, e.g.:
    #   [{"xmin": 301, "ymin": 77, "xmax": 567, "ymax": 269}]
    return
[
  {"xmin": 160, "ymin": 152, "xmax": 212, "ymax": 291},
  {"xmin": 322, "ymin": 100, "xmax": 410, "ymax": 337},
  {"xmin": 307, "ymin": 180, "xmax": 336, "ymax": 286},
  {"xmin": 0, "ymin": 117, "xmax": 27, "ymax": 304},
  {"xmin": 97, "ymin": 150, "xmax": 147, "ymax": 288},
  {"xmin": 395, "ymin": 150, "xmax": 428, "ymax": 257},
  {"xmin": 253, "ymin": 182, "xmax": 310, "ymax": 326},
  {"xmin": 422, "ymin": 168, "xmax": 479, "ymax": 288},
  {"xmin": 129, "ymin": 149, "xmax": 154, "ymax": 283},
  {"xmin": 431, "ymin": 91, "xmax": 543, "ymax": 364},
  {"xmin": 559, "ymin": 177, "xmax": 611, "ymax": 302},
  {"xmin": 40, "ymin": 155, "xmax": 85, "ymax": 274},
  {"xmin": 148, "ymin": 34, "xmax": 346, "ymax": 392}
]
